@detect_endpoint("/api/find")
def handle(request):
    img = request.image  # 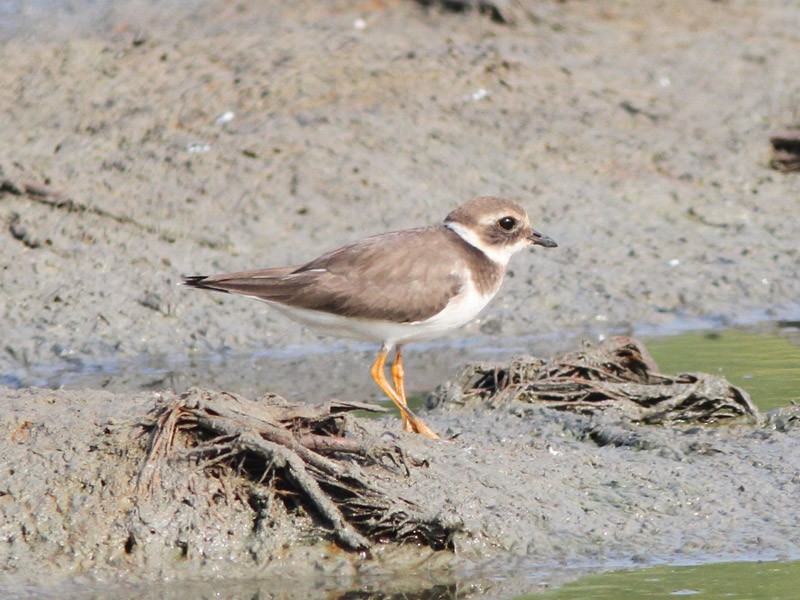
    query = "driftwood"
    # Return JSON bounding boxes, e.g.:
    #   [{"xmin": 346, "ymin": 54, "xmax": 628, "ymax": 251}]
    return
[
  {"xmin": 770, "ymin": 125, "xmax": 800, "ymax": 172},
  {"xmin": 415, "ymin": 0, "xmax": 514, "ymax": 25},
  {"xmin": 434, "ymin": 337, "xmax": 758, "ymax": 424},
  {"xmin": 138, "ymin": 388, "xmax": 457, "ymax": 552}
]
